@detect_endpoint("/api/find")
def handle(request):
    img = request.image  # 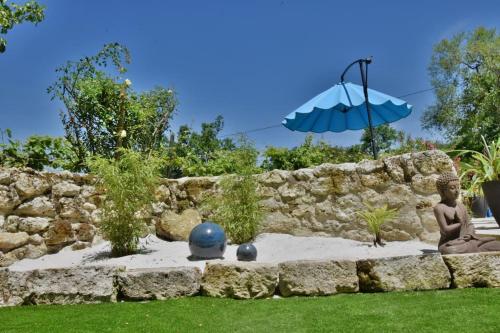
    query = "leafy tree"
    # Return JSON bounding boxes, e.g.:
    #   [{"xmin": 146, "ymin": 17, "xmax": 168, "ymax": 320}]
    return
[
  {"xmin": 360, "ymin": 124, "xmax": 401, "ymax": 155},
  {"xmin": 422, "ymin": 27, "xmax": 500, "ymax": 151},
  {"xmin": 88, "ymin": 149, "xmax": 161, "ymax": 257},
  {"xmin": 0, "ymin": 128, "xmax": 77, "ymax": 170},
  {"xmin": 164, "ymin": 116, "xmax": 239, "ymax": 177},
  {"xmin": 0, "ymin": 0, "xmax": 45, "ymax": 53},
  {"xmin": 48, "ymin": 43, "xmax": 177, "ymax": 170}
]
